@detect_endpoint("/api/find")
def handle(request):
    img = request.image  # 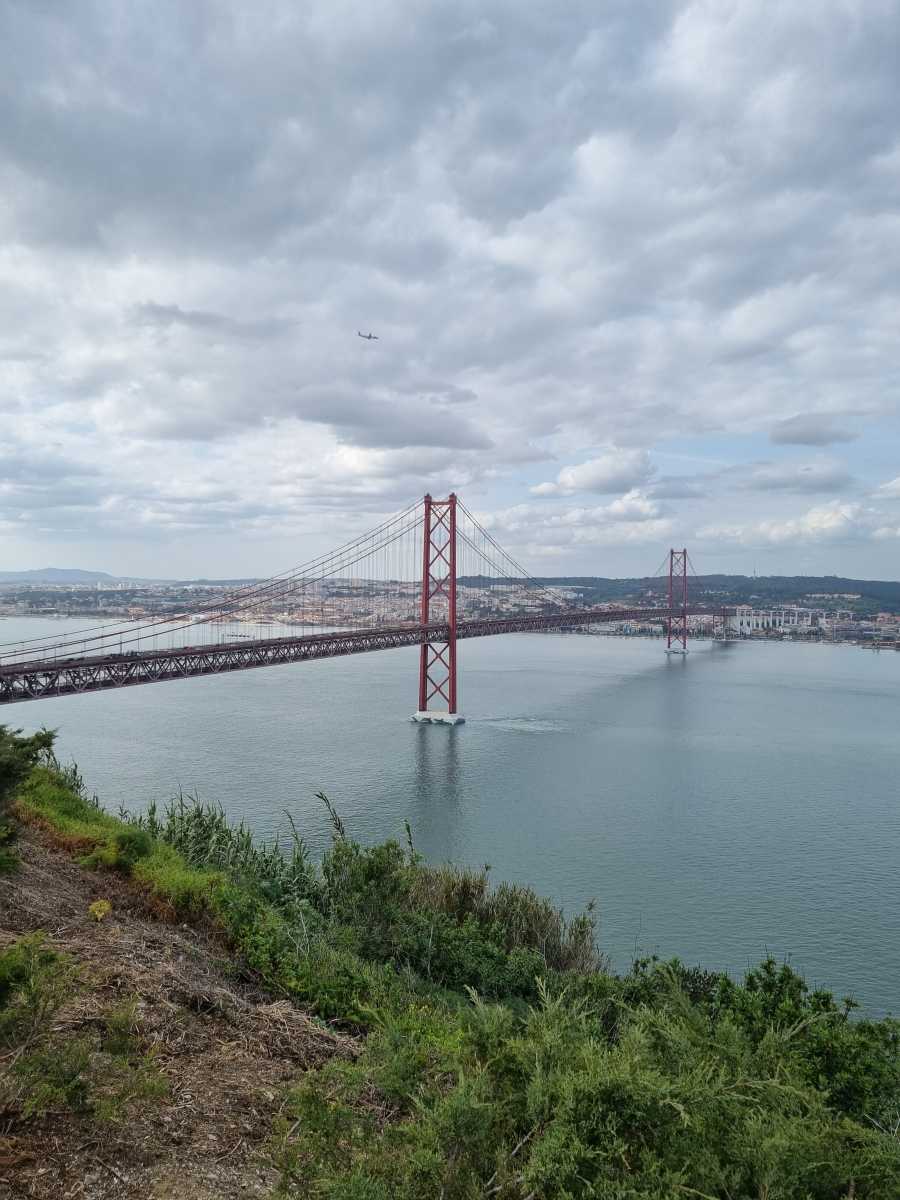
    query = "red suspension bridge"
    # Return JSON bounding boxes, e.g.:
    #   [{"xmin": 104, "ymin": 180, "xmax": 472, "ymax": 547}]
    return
[{"xmin": 0, "ymin": 495, "xmax": 721, "ymax": 718}]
